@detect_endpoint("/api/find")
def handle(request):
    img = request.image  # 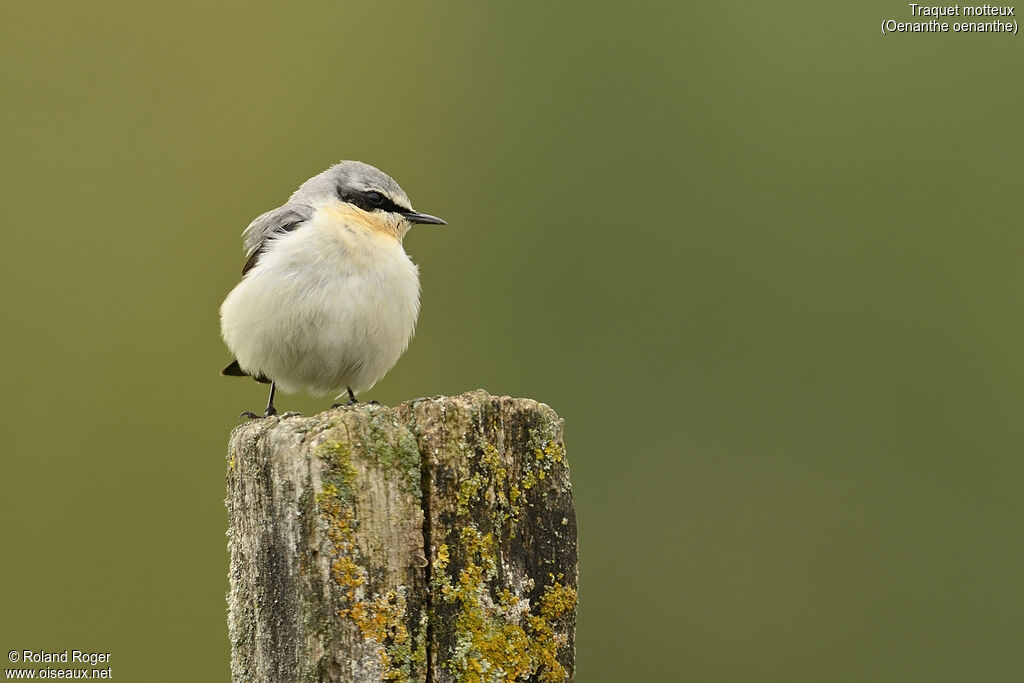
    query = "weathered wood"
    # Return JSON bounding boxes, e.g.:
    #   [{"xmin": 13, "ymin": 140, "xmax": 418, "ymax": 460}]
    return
[
  {"xmin": 227, "ymin": 404, "xmax": 428, "ymax": 681},
  {"xmin": 226, "ymin": 390, "xmax": 577, "ymax": 683}
]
